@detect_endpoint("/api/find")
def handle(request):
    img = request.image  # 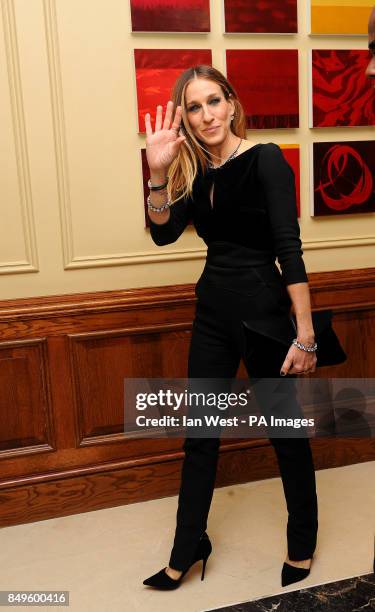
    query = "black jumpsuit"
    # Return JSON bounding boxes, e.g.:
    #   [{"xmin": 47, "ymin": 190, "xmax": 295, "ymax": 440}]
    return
[{"xmin": 149, "ymin": 142, "xmax": 318, "ymax": 572}]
